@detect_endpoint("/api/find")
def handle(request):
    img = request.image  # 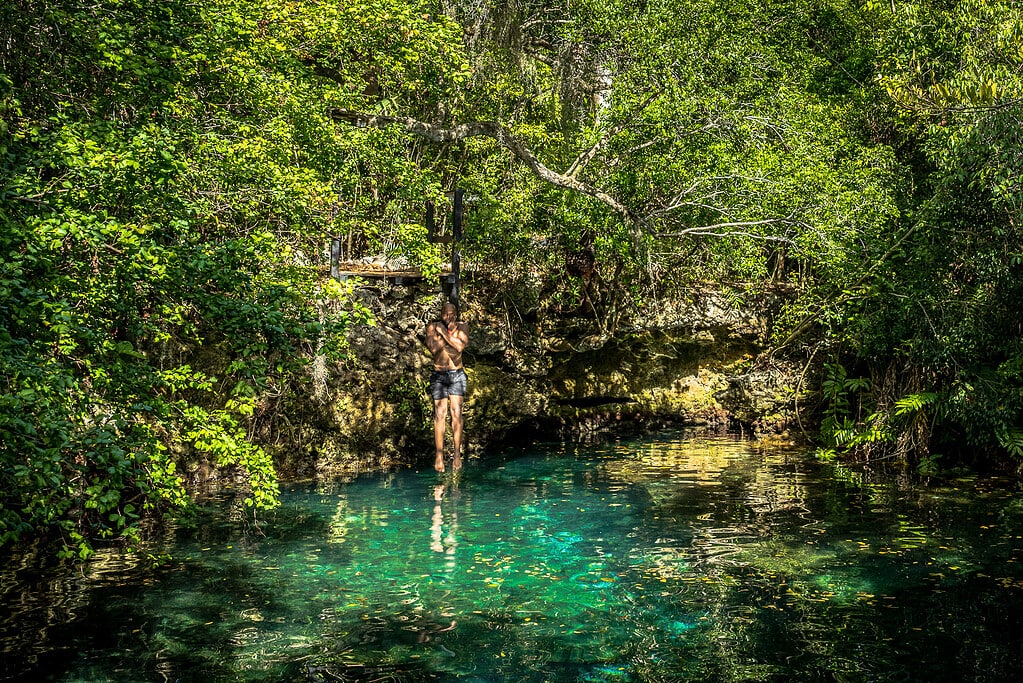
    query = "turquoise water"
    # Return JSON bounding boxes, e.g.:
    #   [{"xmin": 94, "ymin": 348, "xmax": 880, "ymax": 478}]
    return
[{"xmin": 3, "ymin": 430, "xmax": 1023, "ymax": 682}]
